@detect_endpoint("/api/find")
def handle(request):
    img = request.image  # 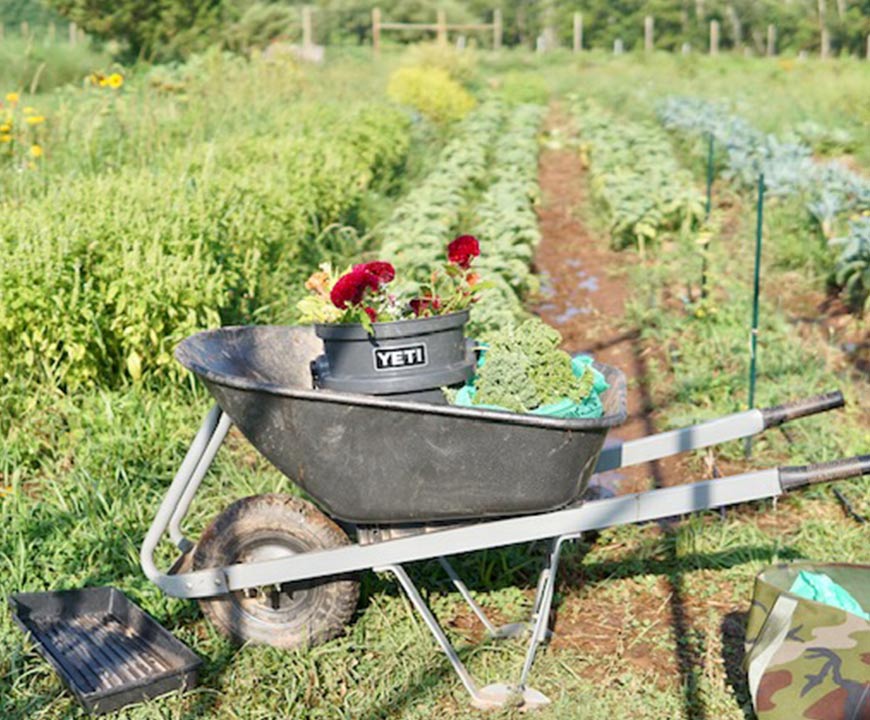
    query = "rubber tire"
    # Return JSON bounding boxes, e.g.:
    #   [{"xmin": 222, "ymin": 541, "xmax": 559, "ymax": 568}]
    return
[{"xmin": 193, "ymin": 494, "xmax": 359, "ymax": 649}]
